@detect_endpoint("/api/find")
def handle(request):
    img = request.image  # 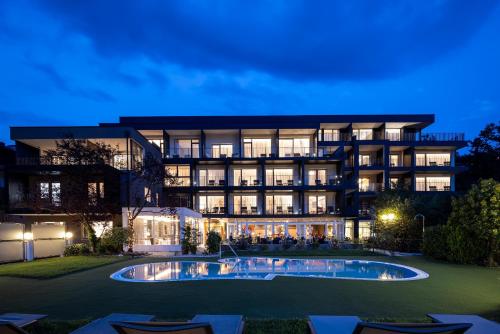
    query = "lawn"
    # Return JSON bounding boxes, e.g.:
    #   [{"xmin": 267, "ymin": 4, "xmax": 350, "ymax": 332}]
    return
[
  {"xmin": 0, "ymin": 253, "xmax": 498, "ymax": 334},
  {"xmin": 0, "ymin": 256, "xmax": 129, "ymax": 279}
]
